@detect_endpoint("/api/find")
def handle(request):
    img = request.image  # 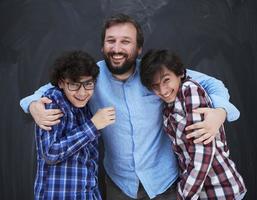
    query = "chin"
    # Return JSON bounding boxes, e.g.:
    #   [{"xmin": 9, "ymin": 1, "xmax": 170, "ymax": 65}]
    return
[
  {"xmin": 163, "ymin": 98, "xmax": 174, "ymax": 104},
  {"xmin": 73, "ymin": 101, "xmax": 87, "ymax": 108}
]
